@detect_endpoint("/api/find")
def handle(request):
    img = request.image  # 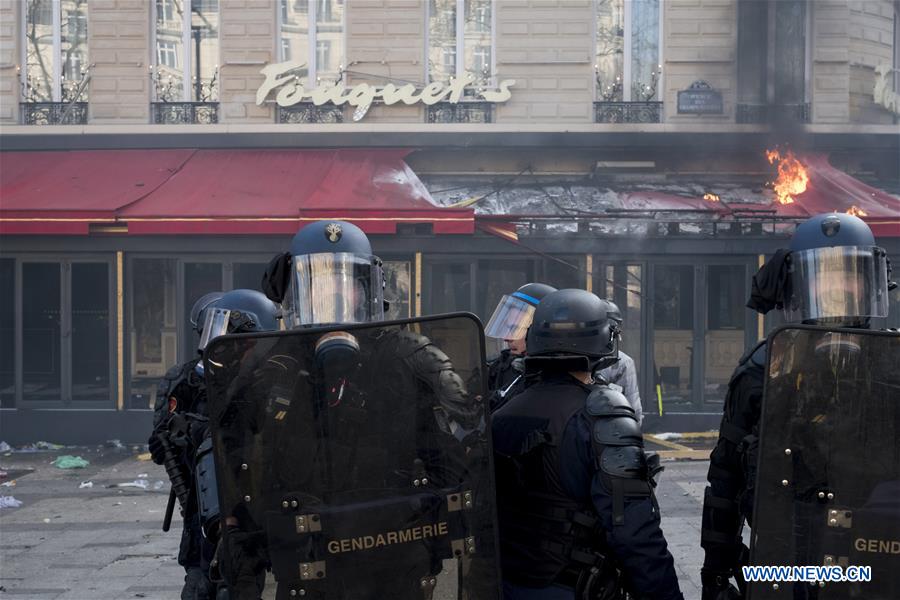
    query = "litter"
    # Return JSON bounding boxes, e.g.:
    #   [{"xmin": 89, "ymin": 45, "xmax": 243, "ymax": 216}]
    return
[
  {"xmin": 78, "ymin": 481, "xmax": 94, "ymax": 489},
  {"xmin": 653, "ymin": 432, "xmax": 683, "ymax": 441},
  {"xmin": 136, "ymin": 452, "xmax": 152, "ymax": 461},
  {"xmin": 35, "ymin": 441, "xmax": 64, "ymax": 450},
  {"xmin": 0, "ymin": 495, "xmax": 22, "ymax": 509},
  {"xmin": 105, "ymin": 439, "xmax": 125, "ymax": 449},
  {"xmin": 153, "ymin": 480, "xmax": 165, "ymax": 491},
  {"xmin": 0, "ymin": 481, "xmax": 15, "ymax": 487},
  {"xmin": 110, "ymin": 480, "xmax": 149, "ymax": 490},
  {"xmin": 137, "ymin": 473, "xmax": 148, "ymax": 478},
  {"xmin": 42, "ymin": 518, "xmax": 51, "ymax": 523},
  {"xmin": 53, "ymin": 455, "xmax": 90, "ymax": 469},
  {"xmin": 0, "ymin": 441, "xmax": 10, "ymax": 453}
]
